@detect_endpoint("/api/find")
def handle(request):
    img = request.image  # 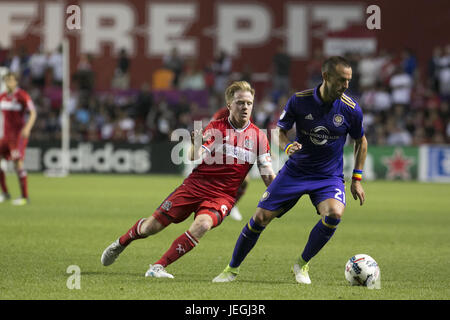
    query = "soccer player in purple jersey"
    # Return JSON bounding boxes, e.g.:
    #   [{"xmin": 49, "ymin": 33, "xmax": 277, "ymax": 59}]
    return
[{"xmin": 213, "ymin": 56, "xmax": 367, "ymax": 284}]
